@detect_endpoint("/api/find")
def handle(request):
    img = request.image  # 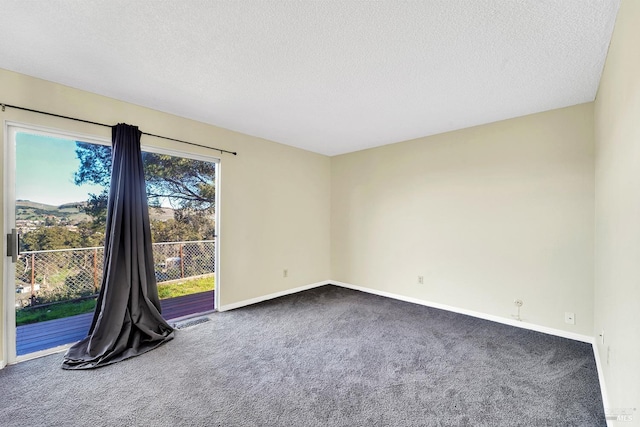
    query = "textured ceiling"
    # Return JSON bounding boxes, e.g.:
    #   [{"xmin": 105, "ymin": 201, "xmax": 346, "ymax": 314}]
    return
[{"xmin": 0, "ymin": 1, "xmax": 620, "ymax": 156}]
